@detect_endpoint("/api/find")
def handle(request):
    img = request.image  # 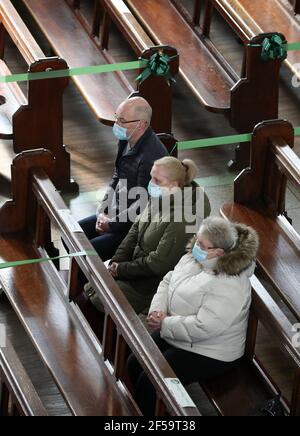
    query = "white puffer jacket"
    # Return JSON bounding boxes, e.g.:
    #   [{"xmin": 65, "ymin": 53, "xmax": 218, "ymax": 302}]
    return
[{"xmin": 149, "ymin": 224, "xmax": 259, "ymax": 362}]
